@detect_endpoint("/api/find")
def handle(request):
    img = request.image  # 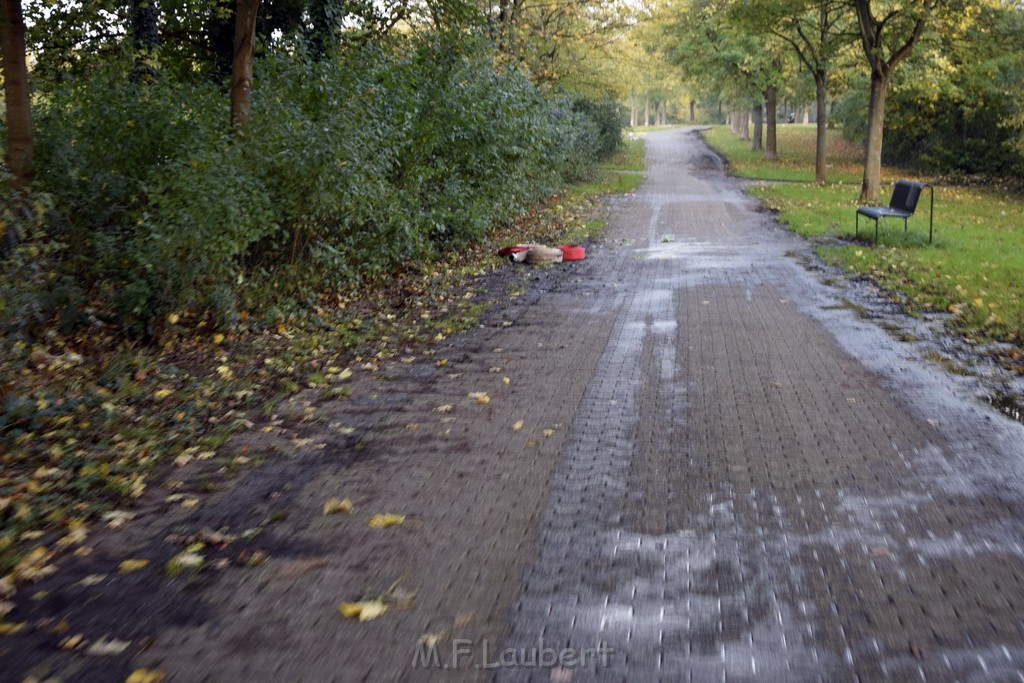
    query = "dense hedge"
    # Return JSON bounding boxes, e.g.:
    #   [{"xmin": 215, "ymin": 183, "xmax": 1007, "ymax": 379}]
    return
[{"xmin": 2, "ymin": 32, "xmax": 619, "ymax": 336}]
